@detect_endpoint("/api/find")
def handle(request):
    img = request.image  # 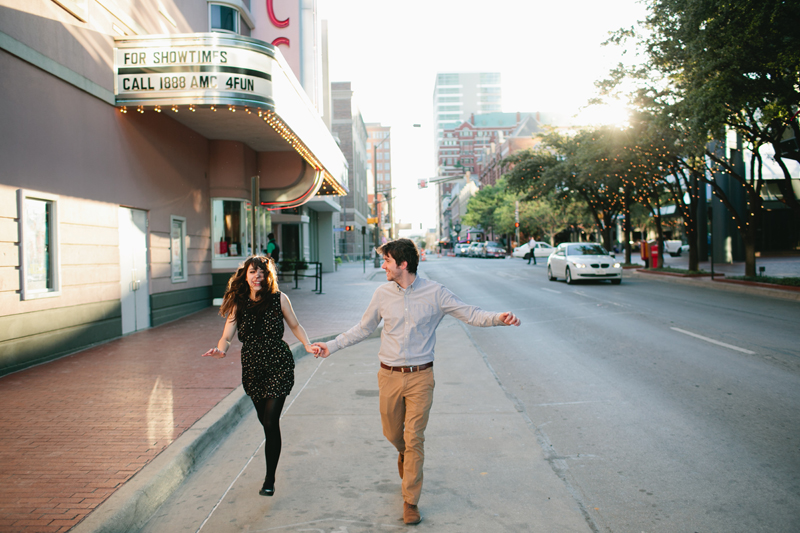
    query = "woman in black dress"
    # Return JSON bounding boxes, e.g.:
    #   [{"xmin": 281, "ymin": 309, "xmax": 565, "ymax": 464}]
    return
[{"xmin": 202, "ymin": 255, "xmax": 318, "ymax": 496}]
